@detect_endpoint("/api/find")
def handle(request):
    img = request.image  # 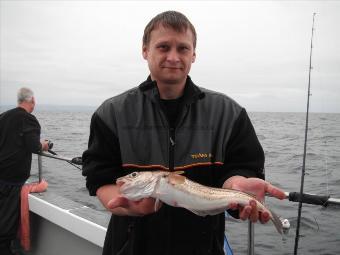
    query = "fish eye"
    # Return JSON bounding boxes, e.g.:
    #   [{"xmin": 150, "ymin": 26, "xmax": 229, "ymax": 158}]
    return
[{"xmin": 131, "ymin": 172, "xmax": 138, "ymax": 177}]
